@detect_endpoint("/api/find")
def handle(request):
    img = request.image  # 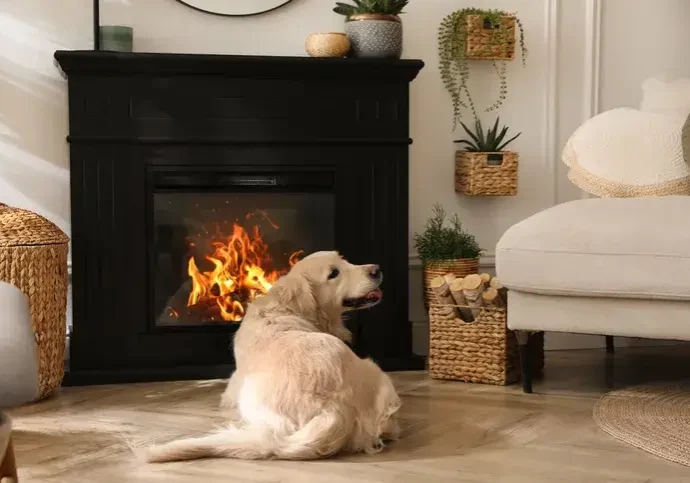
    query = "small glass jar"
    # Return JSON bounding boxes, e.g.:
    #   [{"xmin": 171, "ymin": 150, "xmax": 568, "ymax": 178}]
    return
[{"xmin": 99, "ymin": 0, "xmax": 134, "ymax": 52}]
